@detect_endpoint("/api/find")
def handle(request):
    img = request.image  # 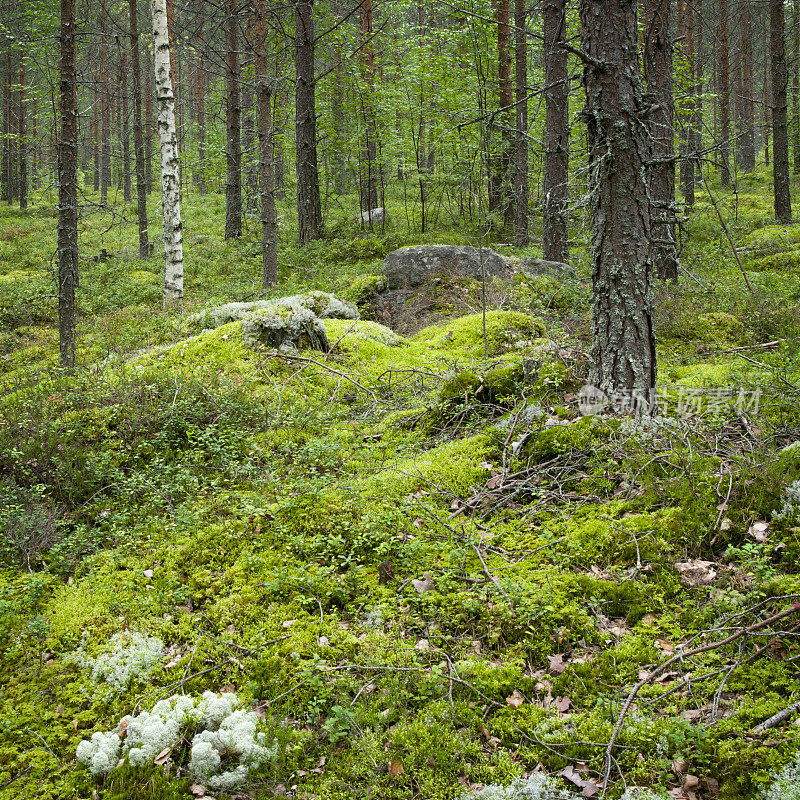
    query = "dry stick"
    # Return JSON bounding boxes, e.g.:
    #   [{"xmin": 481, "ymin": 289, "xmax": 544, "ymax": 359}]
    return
[
  {"xmin": 601, "ymin": 602, "xmax": 800, "ymax": 795},
  {"xmin": 269, "ymin": 351, "xmax": 380, "ymax": 403},
  {"xmin": 470, "ymin": 542, "xmax": 514, "ymax": 611},
  {"xmin": 698, "ymin": 167, "xmax": 755, "ymax": 295},
  {"xmin": 753, "ymin": 698, "xmax": 800, "ymax": 733}
]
